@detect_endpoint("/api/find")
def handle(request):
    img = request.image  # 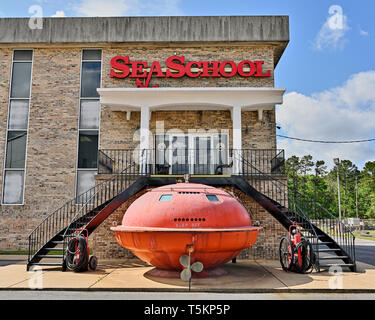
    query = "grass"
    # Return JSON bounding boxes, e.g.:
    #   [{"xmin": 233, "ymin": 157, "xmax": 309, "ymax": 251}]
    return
[
  {"xmin": 354, "ymin": 230, "xmax": 375, "ymax": 241},
  {"xmin": 0, "ymin": 251, "xmax": 29, "ymax": 255},
  {"xmin": 361, "ymin": 230, "xmax": 375, "ymax": 236}
]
